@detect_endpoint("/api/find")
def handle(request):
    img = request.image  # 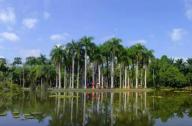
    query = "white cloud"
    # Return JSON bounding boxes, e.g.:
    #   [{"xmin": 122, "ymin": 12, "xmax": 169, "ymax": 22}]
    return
[
  {"xmin": 43, "ymin": 12, "xmax": 50, "ymax": 19},
  {"xmin": 185, "ymin": 0, "xmax": 192, "ymax": 20},
  {"xmin": 170, "ymin": 28, "xmax": 186, "ymax": 42},
  {"xmin": 22, "ymin": 18, "xmax": 38, "ymax": 29},
  {"xmin": 50, "ymin": 33, "xmax": 70, "ymax": 42},
  {"xmin": 0, "ymin": 7, "xmax": 16, "ymax": 24},
  {"xmin": 0, "ymin": 56, "xmax": 5, "ymax": 58},
  {"xmin": 172, "ymin": 56, "xmax": 187, "ymax": 61},
  {"xmin": 0, "ymin": 32, "xmax": 19, "ymax": 42},
  {"xmin": 20, "ymin": 49, "xmax": 41, "ymax": 57}
]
